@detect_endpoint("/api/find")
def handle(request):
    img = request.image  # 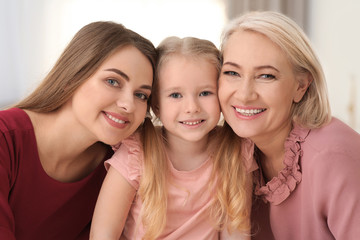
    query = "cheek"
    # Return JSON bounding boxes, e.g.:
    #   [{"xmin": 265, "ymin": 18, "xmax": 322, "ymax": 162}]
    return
[
  {"xmin": 218, "ymin": 85, "xmax": 232, "ymax": 112},
  {"xmin": 158, "ymin": 99, "xmax": 172, "ymax": 115},
  {"xmin": 218, "ymin": 76, "xmax": 236, "ymax": 97},
  {"xmin": 266, "ymin": 91, "xmax": 294, "ymax": 115},
  {"xmin": 135, "ymin": 103, "xmax": 148, "ymax": 119},
  {"xmin": 218, "ymin": 81, "xmax": 228, "ymax": 103},
  {"xmin": 211, "ymin": 98, "xmax": 221, "ymax": 114}
]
